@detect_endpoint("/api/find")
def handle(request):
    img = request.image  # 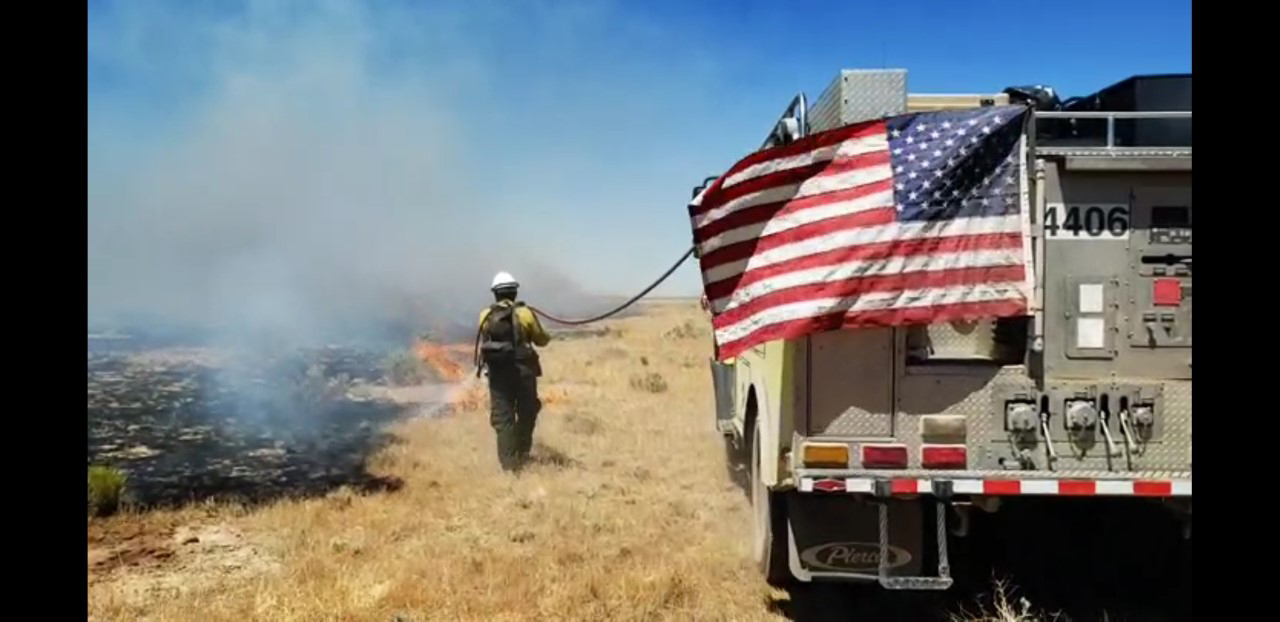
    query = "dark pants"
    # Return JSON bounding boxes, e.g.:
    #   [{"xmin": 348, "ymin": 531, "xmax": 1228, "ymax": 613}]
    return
[{"xmin": 487, "ymin": 366, "xmax": 541, "ymax": 471}]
